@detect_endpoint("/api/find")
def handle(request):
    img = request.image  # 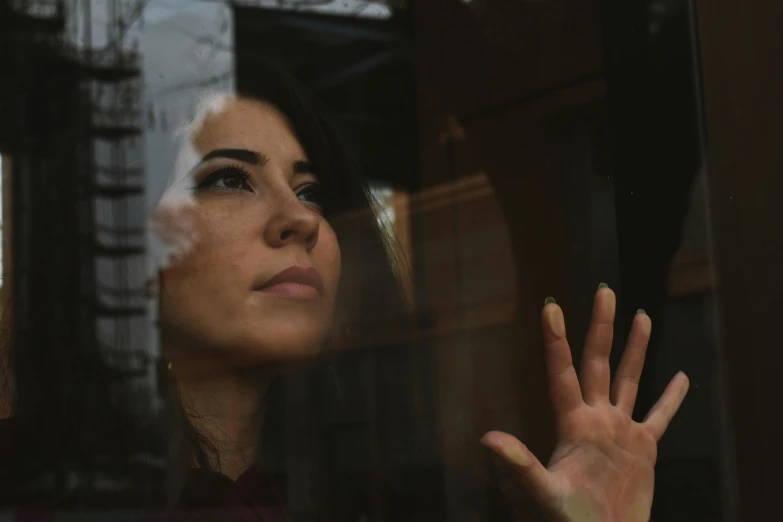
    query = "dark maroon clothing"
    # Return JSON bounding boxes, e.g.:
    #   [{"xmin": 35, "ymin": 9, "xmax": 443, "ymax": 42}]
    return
[{"xmin": 177, "ymin": 465, "xmax": 289, "ymax": 522}]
